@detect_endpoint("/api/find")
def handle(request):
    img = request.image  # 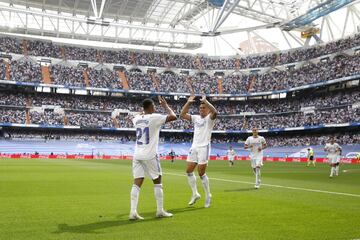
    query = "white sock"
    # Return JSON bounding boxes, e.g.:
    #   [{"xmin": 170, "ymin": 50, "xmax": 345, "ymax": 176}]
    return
[
  {"xmin": 330, "ymin": 167, "xmax": 335, "ymax": 176},
  {"xmin": 187, "ymin": 172, "xmax": 198, "ymax": 196},
  {"xmin": 154, "ymin": 184, "xmax": 164, "ymax": 212},
  {"xmin": 255, "ymin": 168, "xmax": 261, "ymax": 185},
  {"xmin": 130, "ymin": 184, "xmax": 140, "ymax": 213},
  {"xmin": 200, "ymin": 174, "xmax": 211, "ymax": 197}
]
